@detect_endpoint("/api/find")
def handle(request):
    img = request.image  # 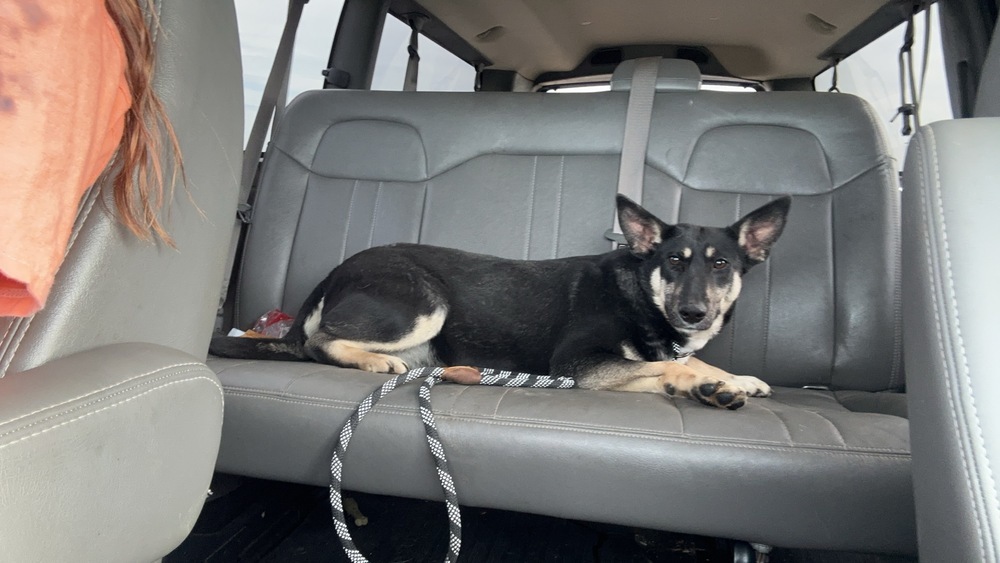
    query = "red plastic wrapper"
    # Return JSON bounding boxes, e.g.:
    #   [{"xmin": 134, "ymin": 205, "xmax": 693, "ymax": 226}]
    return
[{"xmin": 250, "ymin": 308, "xmax": 295, "ymax": 338}]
